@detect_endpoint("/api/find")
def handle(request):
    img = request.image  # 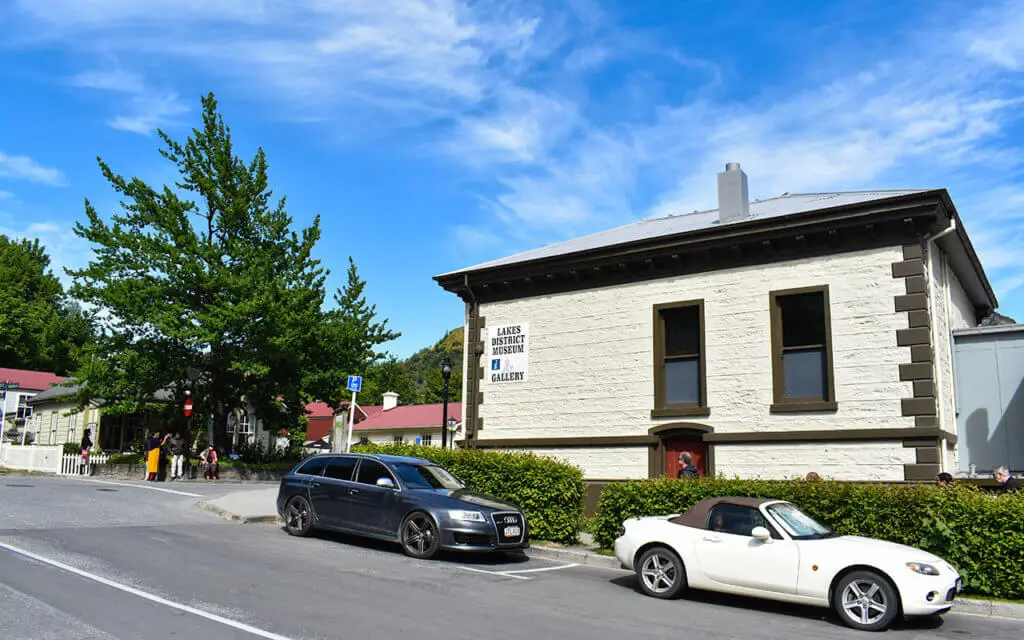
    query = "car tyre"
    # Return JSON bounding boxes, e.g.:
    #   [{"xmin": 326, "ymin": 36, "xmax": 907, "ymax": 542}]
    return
[
  {"xmin": 833, "ymin": 570, "xmax": 900, "ymax": 632},
  {"xmin": 283, "ymin": 496, "xmax": 314, "ymax": 537},
  {"xmin": 401, "ymin": 511, "xmax": 441, "ymax": 559},
  {"xmin": 636, "ymin": 546, "xmax": 687, "ymax": 599}
]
